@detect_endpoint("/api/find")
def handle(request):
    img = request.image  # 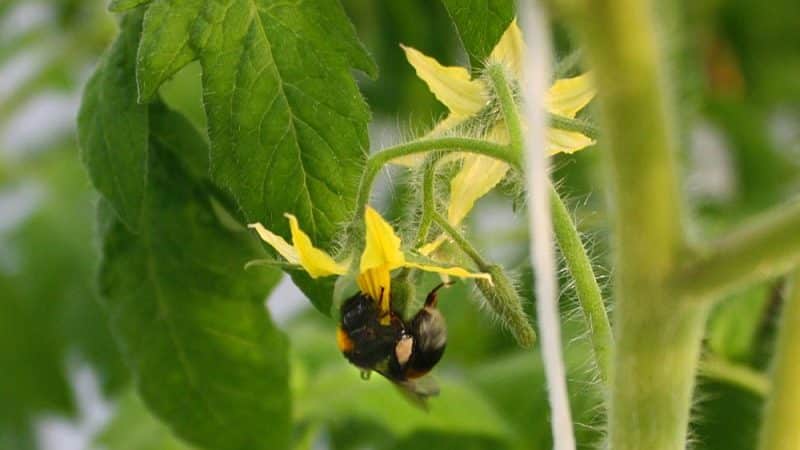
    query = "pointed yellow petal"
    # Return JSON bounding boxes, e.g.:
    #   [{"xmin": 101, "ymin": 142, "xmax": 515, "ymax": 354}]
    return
[
  {"xmin": 248, "ymin": 223, "xmax": 300, "ymax": 264},
  {"xmin": 546, "ymin": 73, "xmax": 596, "ymax": 118},
  {"xmin": 418, "ymin": 234, "xmax": 449, "ymax": 256},
  {"xmin": 488, "ymin": 20, "xmax": 524, "ymax": 77},
  {"xmin": 401, "ymin": 44, "xmax": 487, "ymax": 117},
  {"xmin": 404, "ymin": 262, "xmax": 492, "ymax": 284},
  {"xmin": 357, "ymin": 267, "xmax": 392, "ymax": 315},
  {"xmin": 448, "ymin": 155, "xmax": 510, "ymax": 226},
  {"xmin": 547, "ymin": 129, "xmax": 596, "ymax": 155},
  {"xmin": 284, "ymin": 214, "xmax": 347, "ymax": 278},
  {"xmin": 360, "ymin": 206, "xmax": 406, "ymax": 273}
]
